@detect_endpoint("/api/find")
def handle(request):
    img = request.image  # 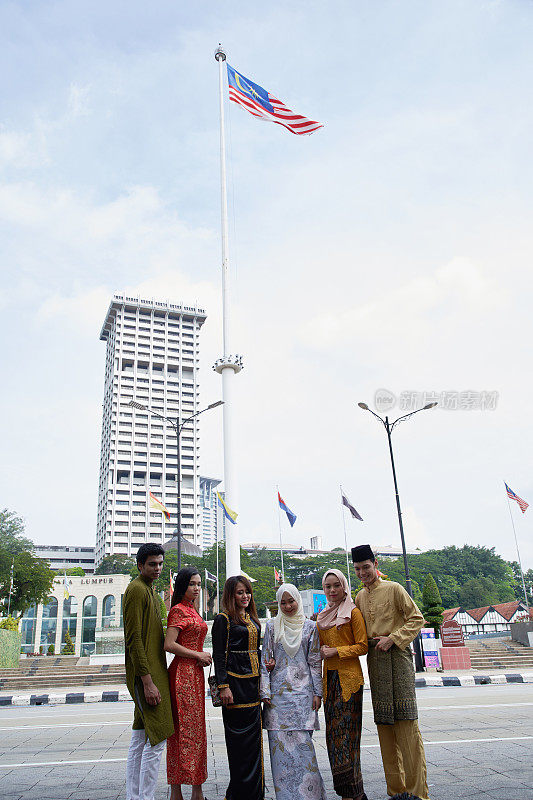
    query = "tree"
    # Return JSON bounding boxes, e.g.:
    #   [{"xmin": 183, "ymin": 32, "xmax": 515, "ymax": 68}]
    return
[
  {"xmin": 61, "ymin": 630, "xmax": 75, "ymax": 654},
  {"xmin": 422, "ymin": 573, "xmax": 444, "ymax": 635},
  {"xmin": 0, "ymin": 509, "xmax": 33, "ymax": 554},
  {"xmin": 54, "ymin": 567, "xmax": 85, "ymax": 577},
  {"xmin": 0, "ymin": 509, "xmax": 55, "ymax": 617},
  {"xmin": 95, "ymin": 554, "xmax": 136, "ymax": 575}
]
